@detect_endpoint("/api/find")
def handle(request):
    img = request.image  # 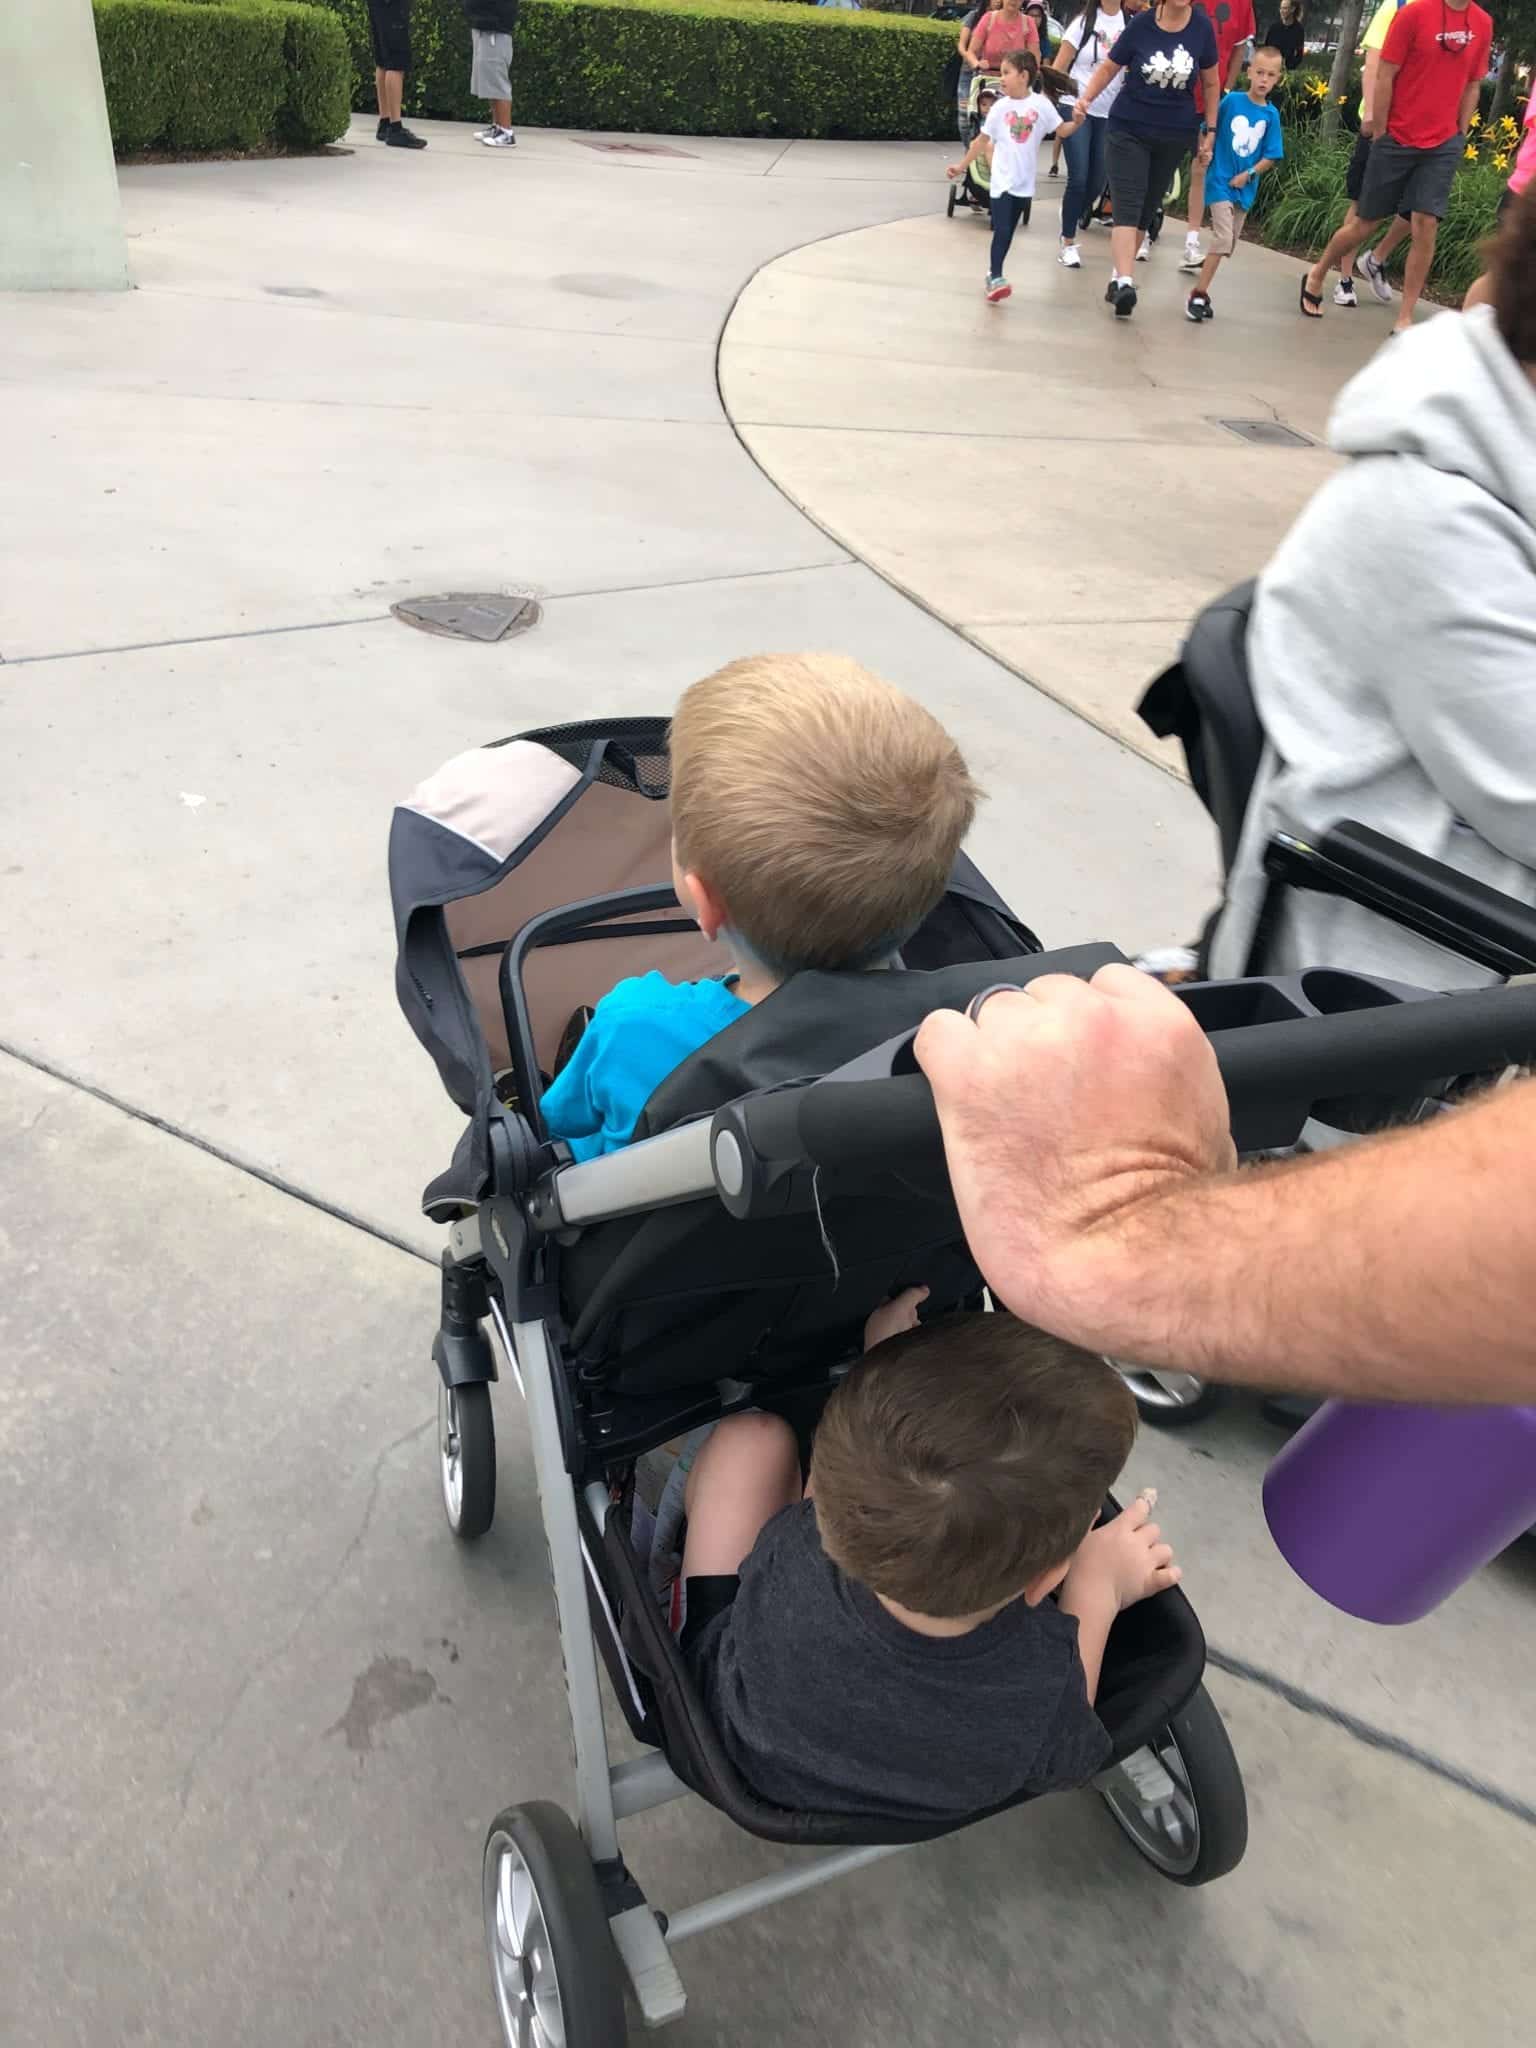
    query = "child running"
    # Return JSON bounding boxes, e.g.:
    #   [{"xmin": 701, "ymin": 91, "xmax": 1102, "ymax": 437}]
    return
[
  {"xmin": 674, "ymin": 1301, "xmax": 1179, "ymax": 1821},
  {"xmin": 1185, "ymin": 44, "xmax": 1284, "ymax": 322},
  {"xmin": 538, "ymin": 655, "xmax": 979, "ymax": 1159},
  {"xmin": 948, "ymin": 51, "xmax": 1080, "ymax": 303}
]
